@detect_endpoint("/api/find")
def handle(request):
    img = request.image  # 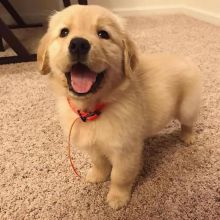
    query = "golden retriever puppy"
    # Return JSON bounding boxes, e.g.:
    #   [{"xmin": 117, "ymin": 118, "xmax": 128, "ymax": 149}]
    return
[{"xmin": 37, "ymin": 5, "xmax": 201, "ymax": 209}]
